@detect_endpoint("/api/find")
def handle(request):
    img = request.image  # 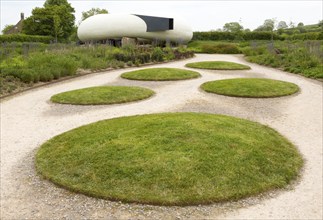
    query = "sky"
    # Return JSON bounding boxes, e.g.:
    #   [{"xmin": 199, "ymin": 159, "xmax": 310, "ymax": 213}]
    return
[{"xmin": 0, "ymin": 0, "xmax": 322, "ymax": 32}]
